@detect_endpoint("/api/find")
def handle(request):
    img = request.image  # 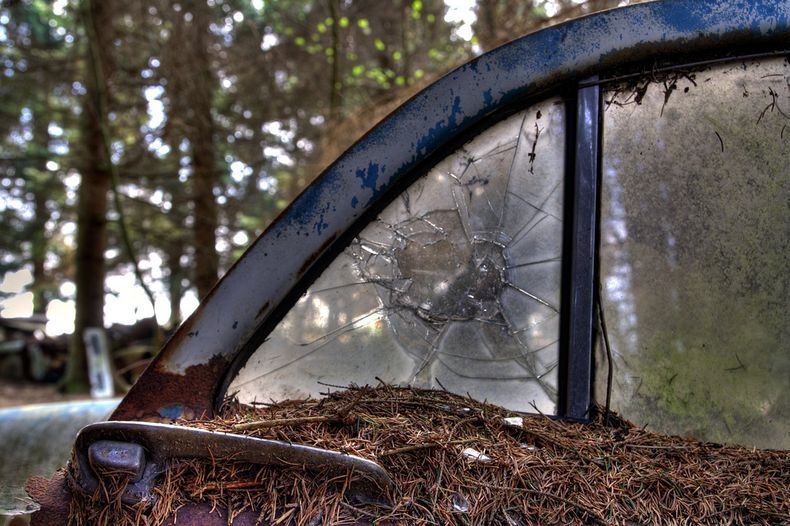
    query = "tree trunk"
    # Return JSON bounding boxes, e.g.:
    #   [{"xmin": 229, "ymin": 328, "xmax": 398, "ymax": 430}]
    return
[
  {"xmin": 30, "ymin": 116, "xmax": 51, "ymax": 315},
  {"xmin": 165, "ymin": 242, "xmax": 185, "ymax": 329},
  {"xmin": 61, "ymin": 0, "xmax": 114, "ymax": 393},
  {"xmin": 187, "ymin": 0, "xmax": 219, "ymax": 300},
  {"xmin": 25, "ymin": 78, "xmax": 55, "ymax": 315},
  {"xmin": 31, "ymin": 182, "xmax": 48, "ymax": 315}
]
